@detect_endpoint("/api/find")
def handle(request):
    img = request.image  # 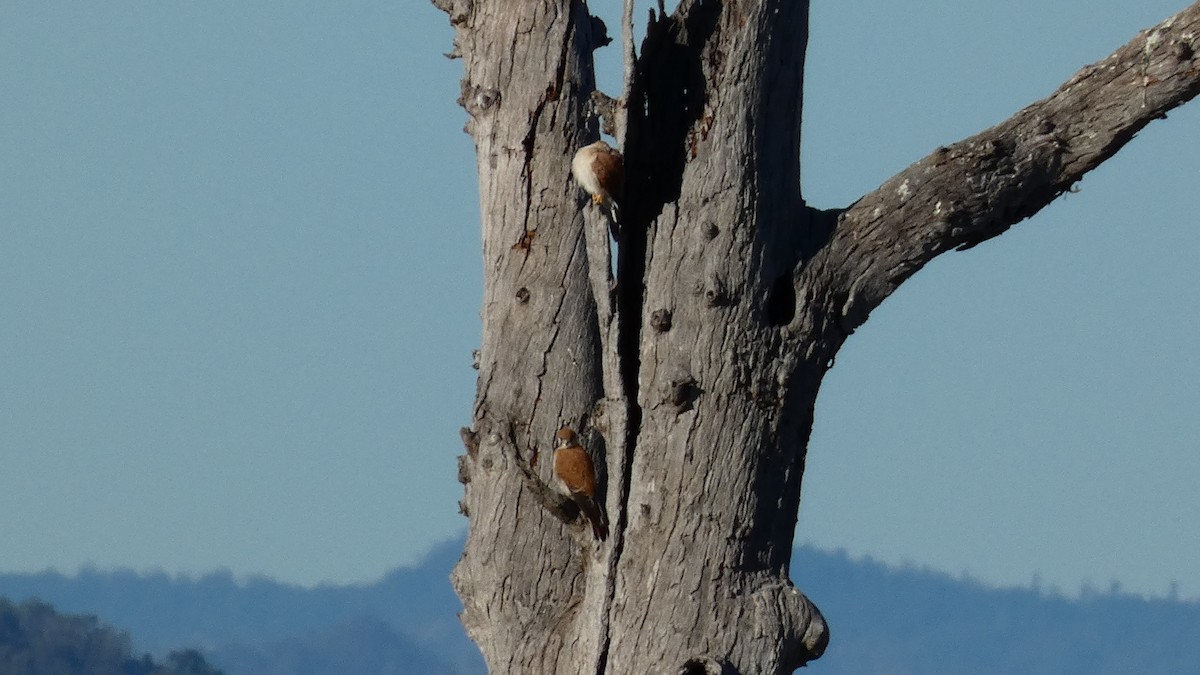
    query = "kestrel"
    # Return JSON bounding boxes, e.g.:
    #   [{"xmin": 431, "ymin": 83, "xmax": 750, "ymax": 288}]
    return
[
  {"xmin": 571, "ymin": 140, "xmax": 624, "ymax": 224},
  {"xmin": 553, "ymin": 426, "xmax": 608, "ymax": 541}
]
